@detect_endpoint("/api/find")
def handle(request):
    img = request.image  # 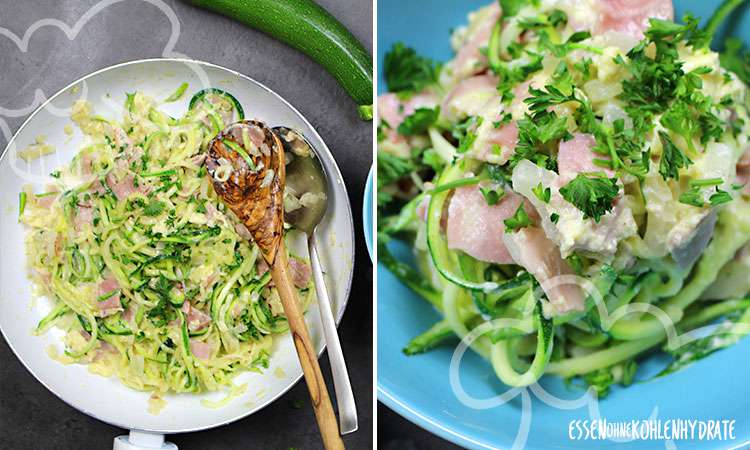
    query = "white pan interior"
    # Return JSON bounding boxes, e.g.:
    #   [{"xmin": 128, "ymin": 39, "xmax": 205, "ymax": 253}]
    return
[{"xmin": 0, "ymin": 58, "xmax": 354, "ymax": 433}]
